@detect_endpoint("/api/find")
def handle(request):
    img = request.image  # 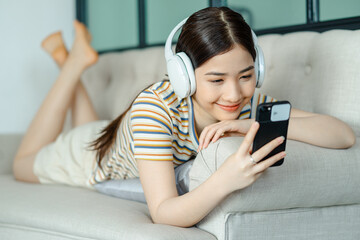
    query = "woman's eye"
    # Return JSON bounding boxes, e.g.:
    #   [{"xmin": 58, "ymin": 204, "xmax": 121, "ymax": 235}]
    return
[
  {"xmin": 240, "ymin": 75, "xmax": 252, "ymax": 81},
  {"xmin": 211, "ymin": 79, "xmax": 223, "ymax": 83}
]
